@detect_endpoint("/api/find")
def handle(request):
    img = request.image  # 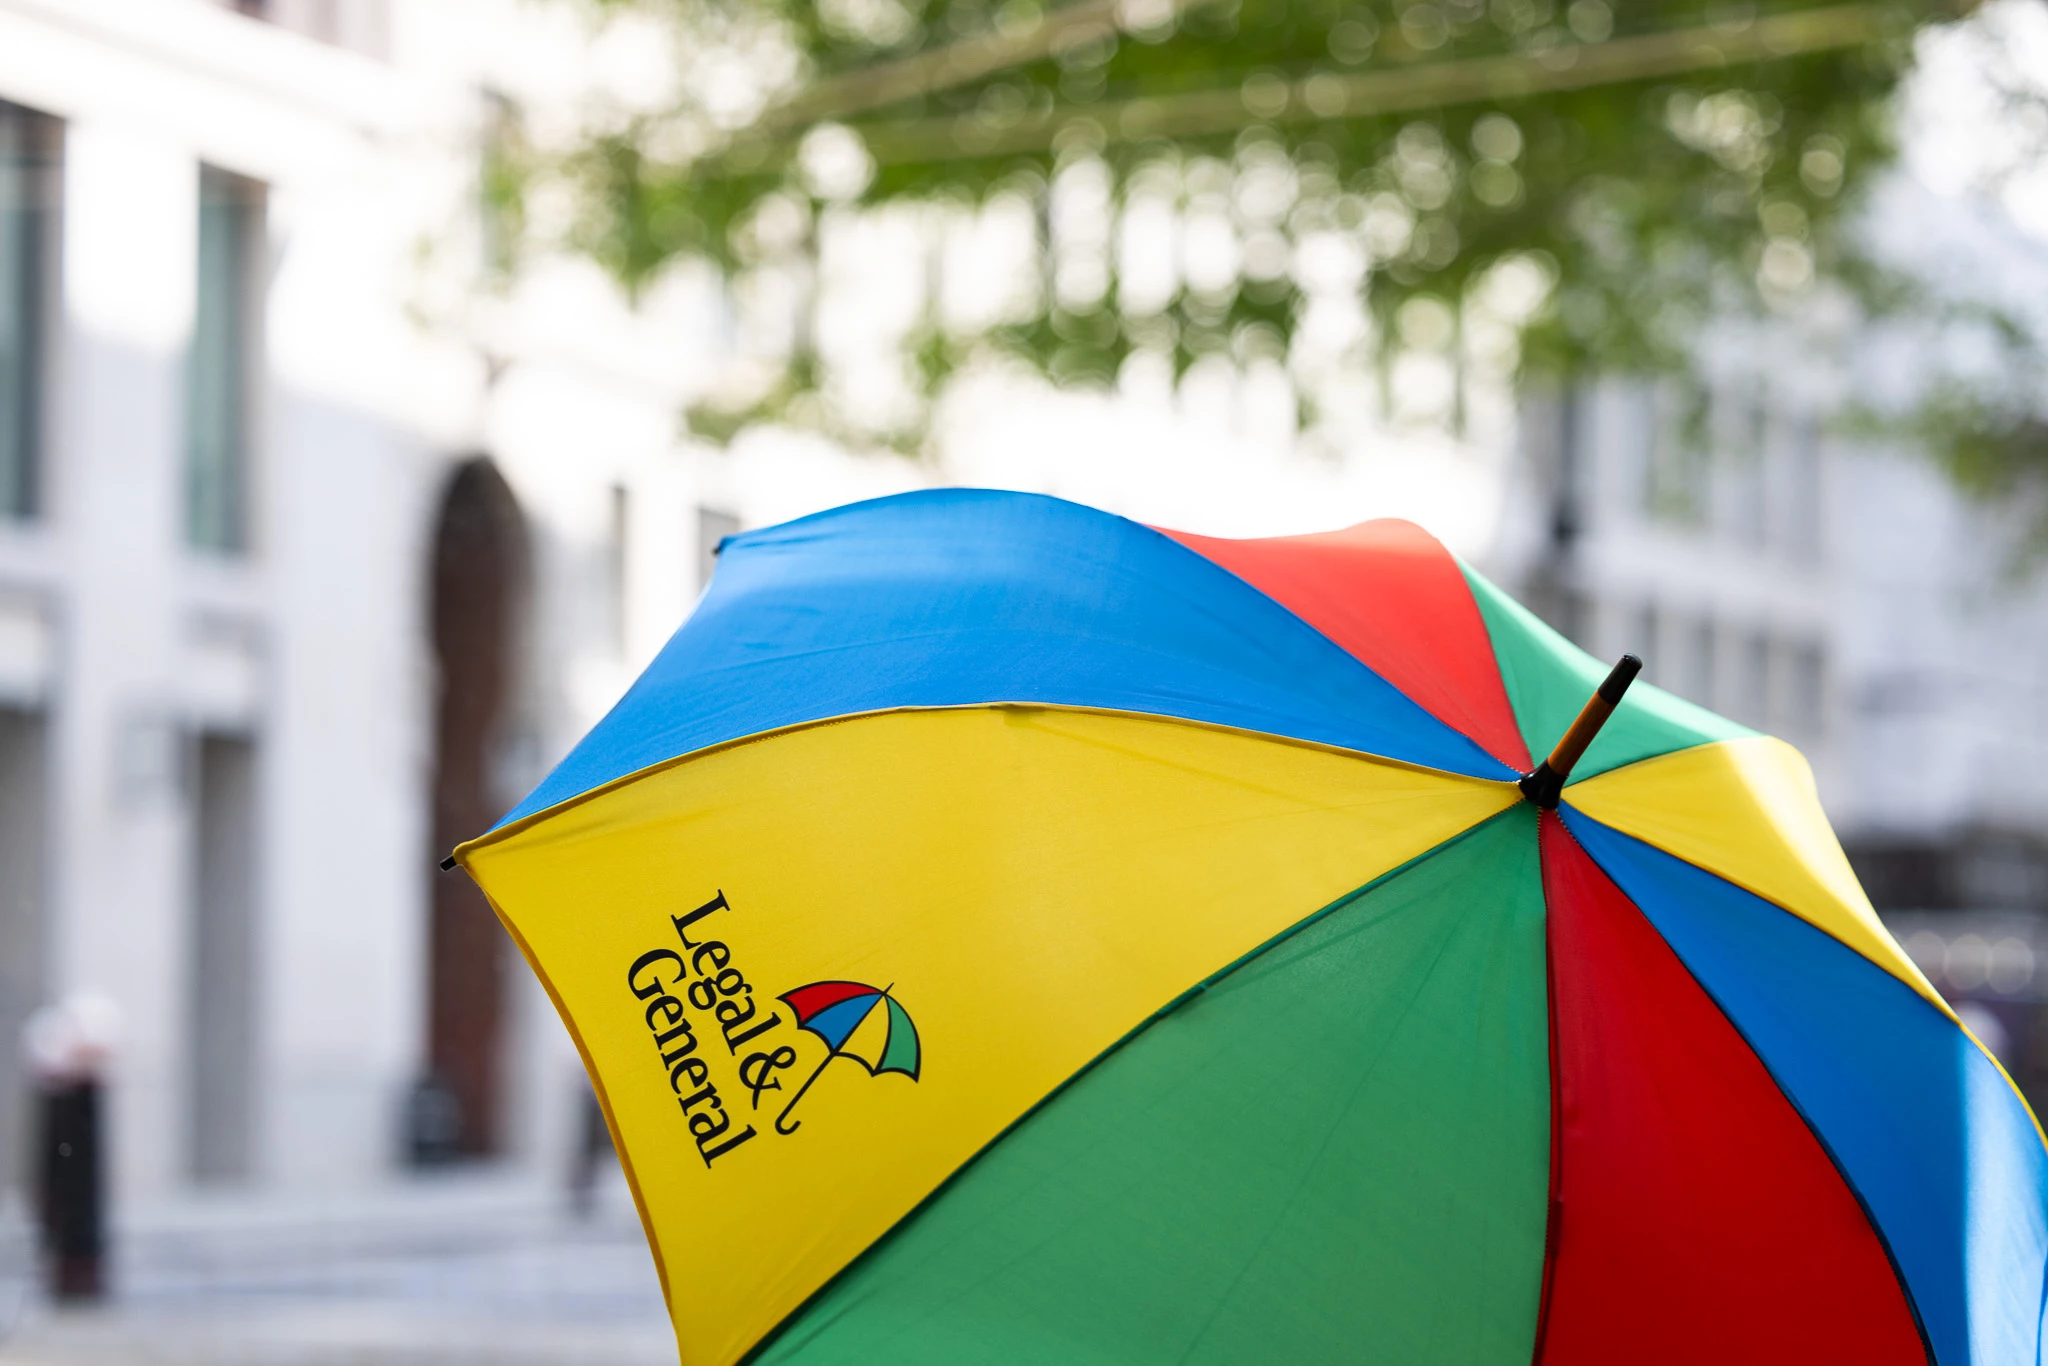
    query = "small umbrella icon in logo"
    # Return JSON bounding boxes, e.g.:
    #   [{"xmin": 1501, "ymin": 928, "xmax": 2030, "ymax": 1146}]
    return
[{"xmin": 774, "ymin": 981, "xmax": 921, "ymax": 1134}]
